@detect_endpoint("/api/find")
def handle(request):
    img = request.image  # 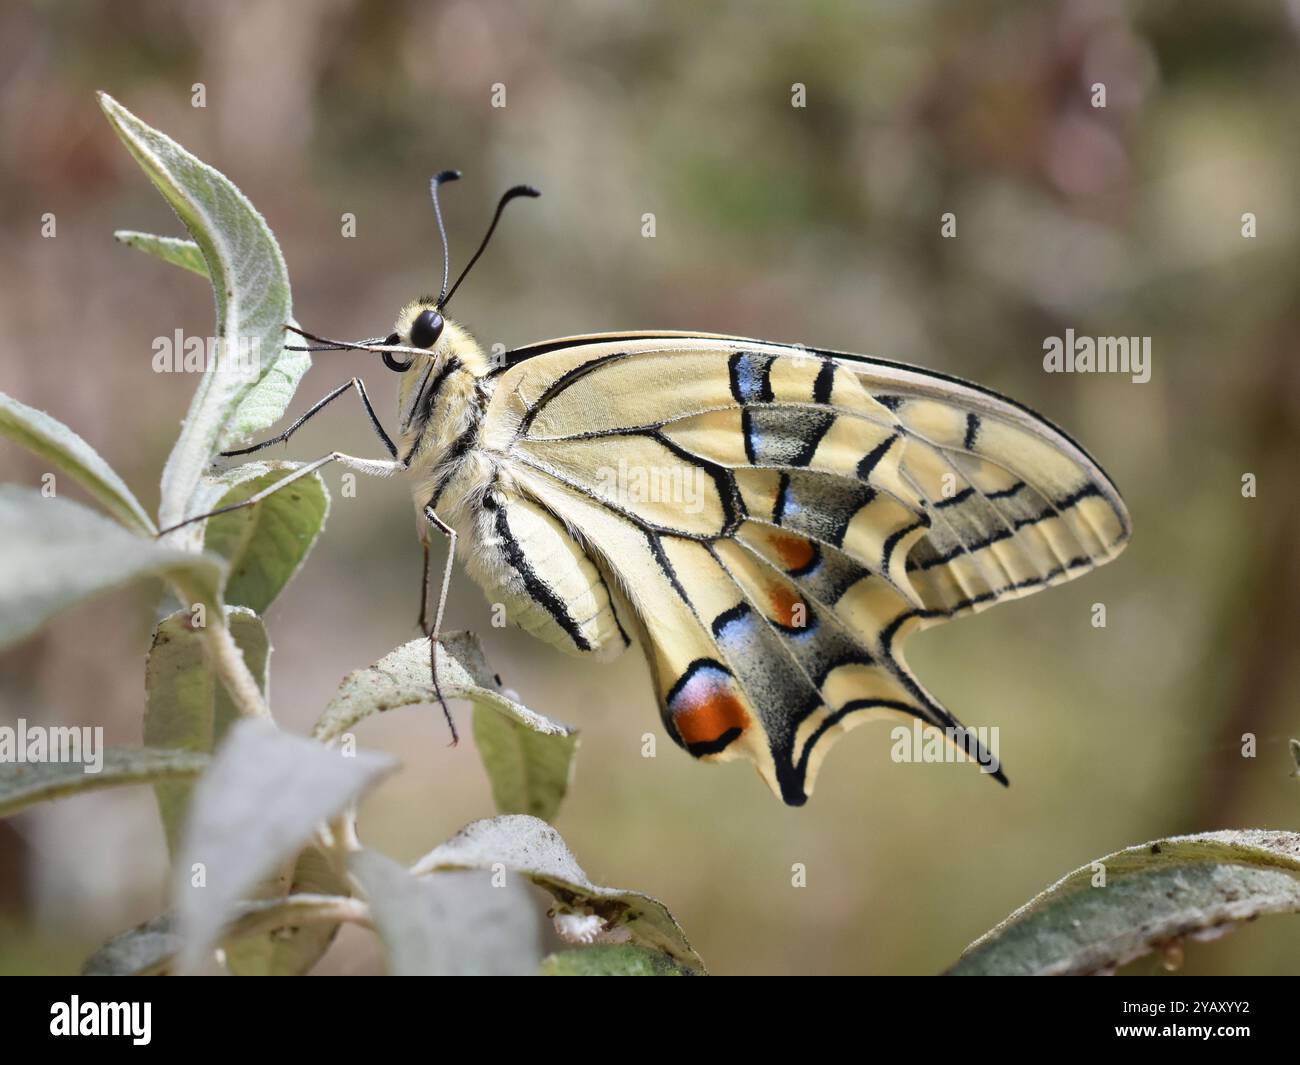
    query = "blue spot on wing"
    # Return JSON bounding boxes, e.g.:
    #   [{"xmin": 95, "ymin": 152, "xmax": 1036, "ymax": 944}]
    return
[
  {"xmin": 712, "ymin": 603, "xmax": 757, "ymax": 644},
  {"xmin": 730, "ymin": 352, "xmax": 775, "ymax": 404}
]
